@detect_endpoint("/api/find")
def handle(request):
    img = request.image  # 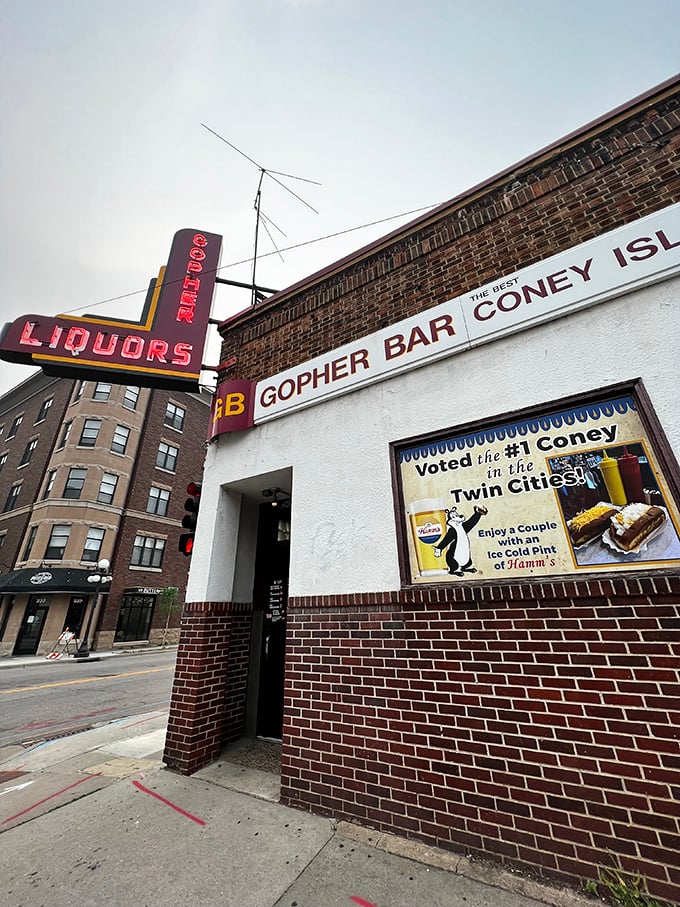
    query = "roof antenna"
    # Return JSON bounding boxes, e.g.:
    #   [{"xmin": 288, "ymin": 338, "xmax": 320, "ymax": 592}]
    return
[{"xmin": 202, "ymin": 124, "xmax": 320, "ymax": 305}]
